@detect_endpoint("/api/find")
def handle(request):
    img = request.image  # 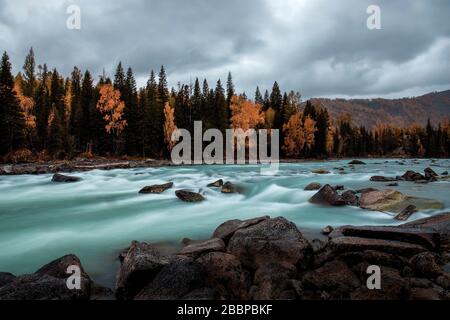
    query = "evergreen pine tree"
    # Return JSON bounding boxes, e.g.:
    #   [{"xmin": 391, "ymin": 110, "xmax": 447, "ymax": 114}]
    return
[
  {"xmin": 22, "ymin": 47, "xmax": 36, "ymax": 98},
  {"xmin": 270, "ymin": 81, "xmax": 283, "ymax": 129},
  {"xmin": 0, "ymin": 52, "xmax": 25, "ymax": 155}
]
